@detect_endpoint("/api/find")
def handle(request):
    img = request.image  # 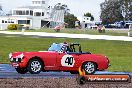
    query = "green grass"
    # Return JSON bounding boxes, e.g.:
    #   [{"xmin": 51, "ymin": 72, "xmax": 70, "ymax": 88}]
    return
[
  {"xmin": 7, "ymin": 28, "xmax": 129, "ymax": 36},
  {"xmin": 0, "ymin": 34, "xmax": 132, "ymax": 72}
]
